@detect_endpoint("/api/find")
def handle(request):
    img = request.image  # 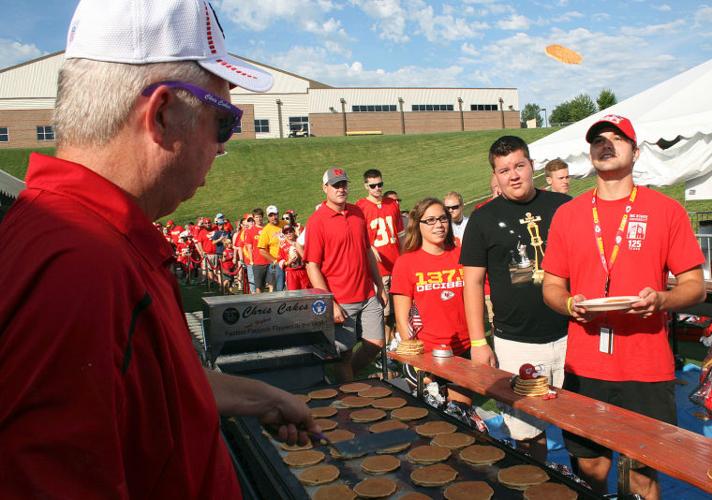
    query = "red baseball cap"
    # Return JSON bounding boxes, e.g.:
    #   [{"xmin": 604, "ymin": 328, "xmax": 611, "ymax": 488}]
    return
[{"xmin": 585, "ymin": 114, "xmax": 637, "ymax": 144}]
